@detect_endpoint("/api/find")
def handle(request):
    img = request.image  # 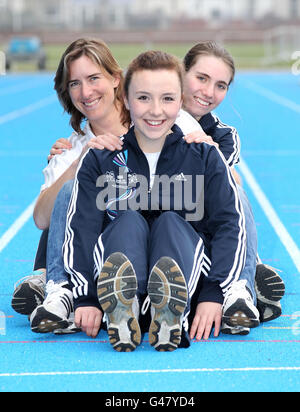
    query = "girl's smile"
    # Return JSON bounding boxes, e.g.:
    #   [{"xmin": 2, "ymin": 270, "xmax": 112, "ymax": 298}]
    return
[
  {"xmin": 124, "ymin": 69, "xmax": 183, "ymax": 153},
  {"xmin": 183, "ymin": 55, "xmax": 232, "ymax": 120}
]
